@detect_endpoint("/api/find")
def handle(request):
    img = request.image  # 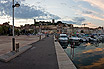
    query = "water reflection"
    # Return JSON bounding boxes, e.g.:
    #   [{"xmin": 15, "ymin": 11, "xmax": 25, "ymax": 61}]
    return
[
  {"xmin": 70, "ymin": 46, "xmax": 75, "ymax": 59},
  {"xmin": 64, "ymin": 42, "xmax": 104, "ymax": 69}
]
